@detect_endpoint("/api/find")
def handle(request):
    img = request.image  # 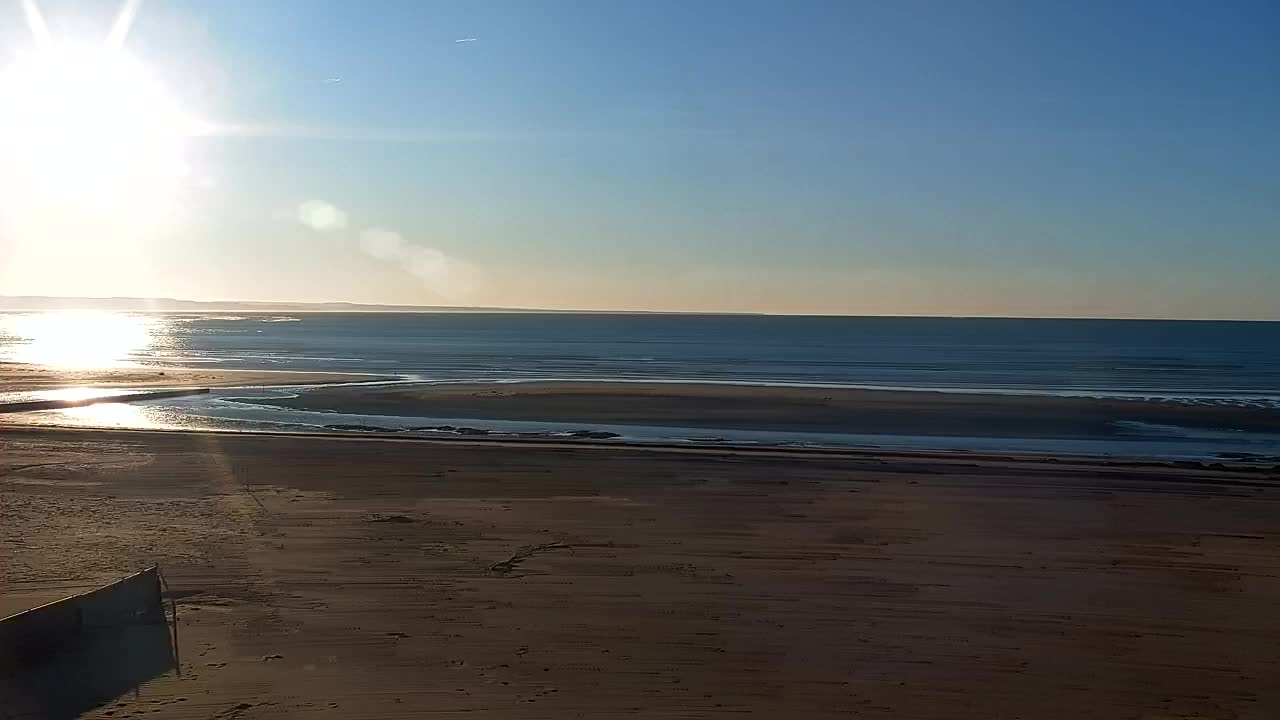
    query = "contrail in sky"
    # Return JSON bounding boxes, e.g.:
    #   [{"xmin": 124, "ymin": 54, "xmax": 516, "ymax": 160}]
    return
[{"xmin": 455, "ymin": 38, "xmax": 477, "ymax": 43}]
